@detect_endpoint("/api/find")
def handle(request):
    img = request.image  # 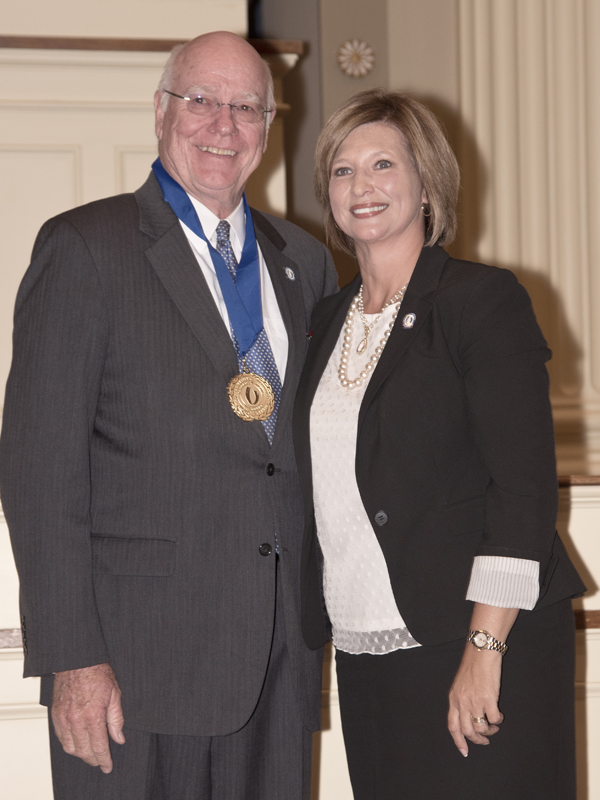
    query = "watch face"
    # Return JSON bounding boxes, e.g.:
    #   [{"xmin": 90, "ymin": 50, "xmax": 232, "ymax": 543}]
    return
[{"xmin": 473, "ymin": 632, "xmax": 489, "ymax": 648}]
